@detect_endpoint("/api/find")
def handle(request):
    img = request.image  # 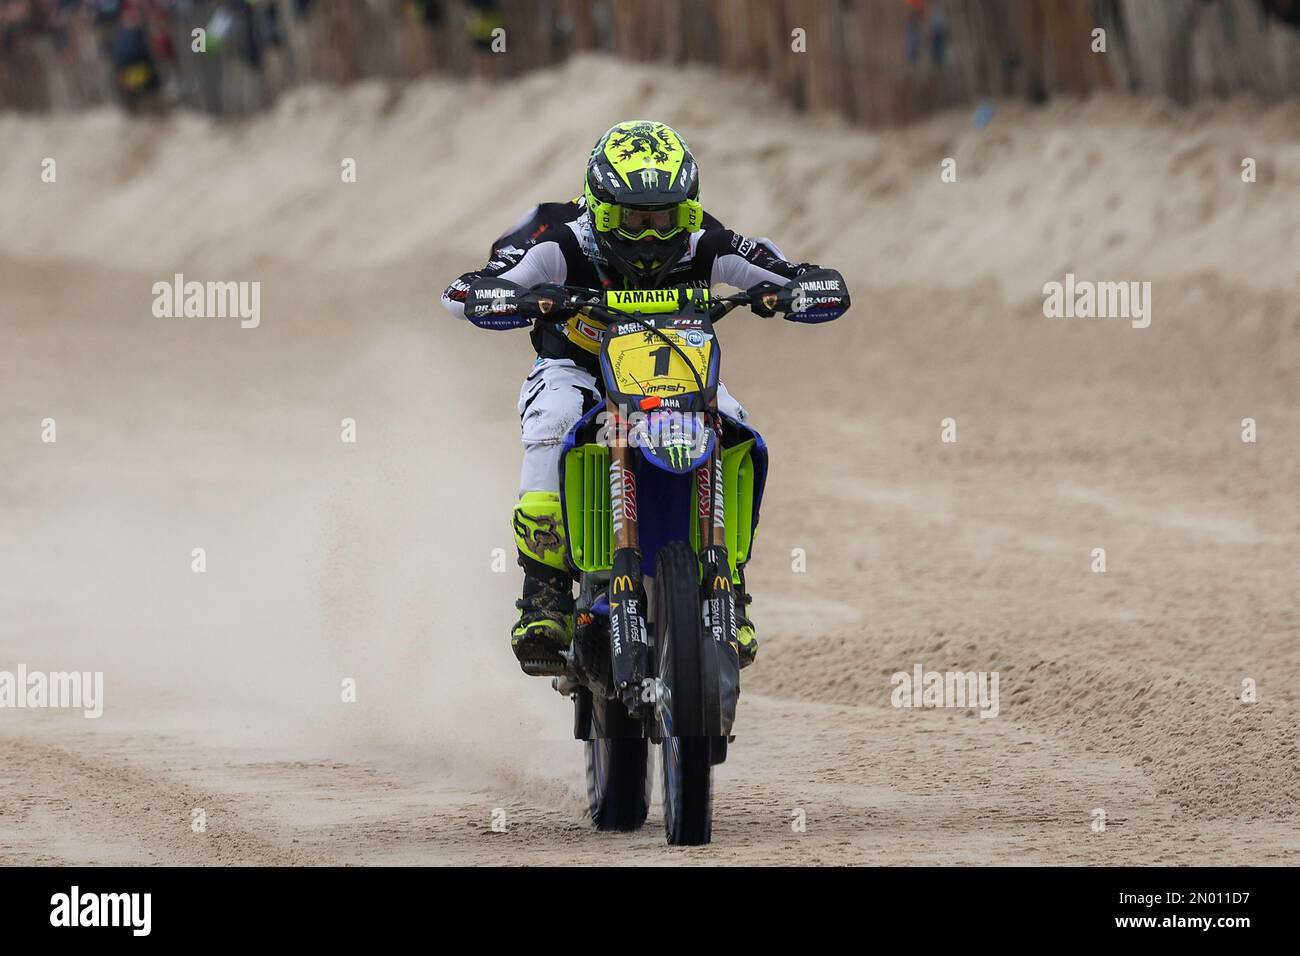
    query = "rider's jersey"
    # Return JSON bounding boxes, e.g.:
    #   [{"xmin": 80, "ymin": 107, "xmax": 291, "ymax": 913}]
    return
[{"xmin": 442, "ymin": 199, "xmax": 818, "ymax": 372}]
